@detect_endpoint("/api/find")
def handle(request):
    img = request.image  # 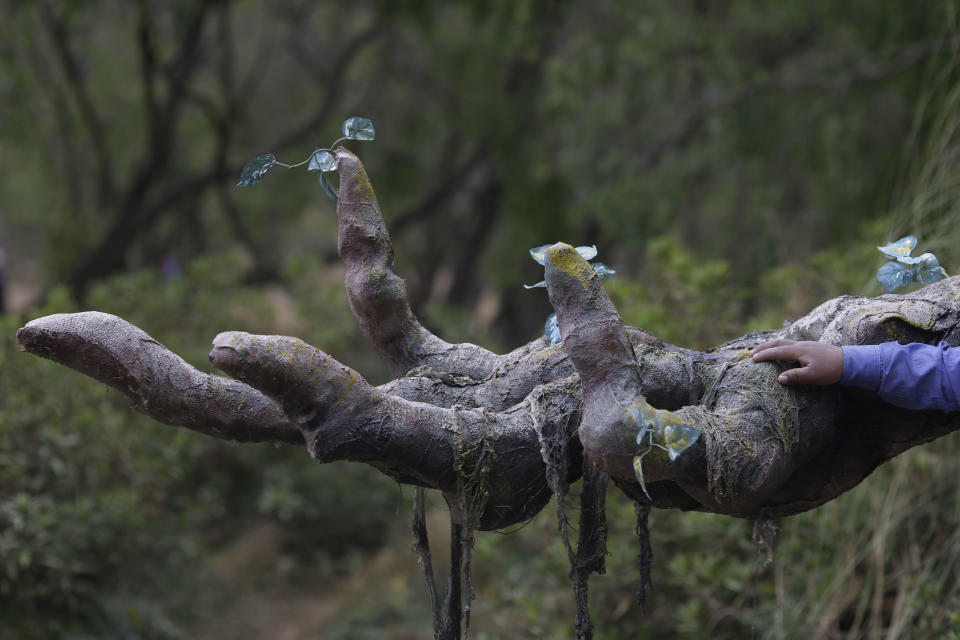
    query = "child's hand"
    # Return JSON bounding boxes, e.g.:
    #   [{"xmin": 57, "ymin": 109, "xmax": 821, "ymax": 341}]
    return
[{"xmin": 749, "ymin": 339, "xmax": 843, "ymax": 385}]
